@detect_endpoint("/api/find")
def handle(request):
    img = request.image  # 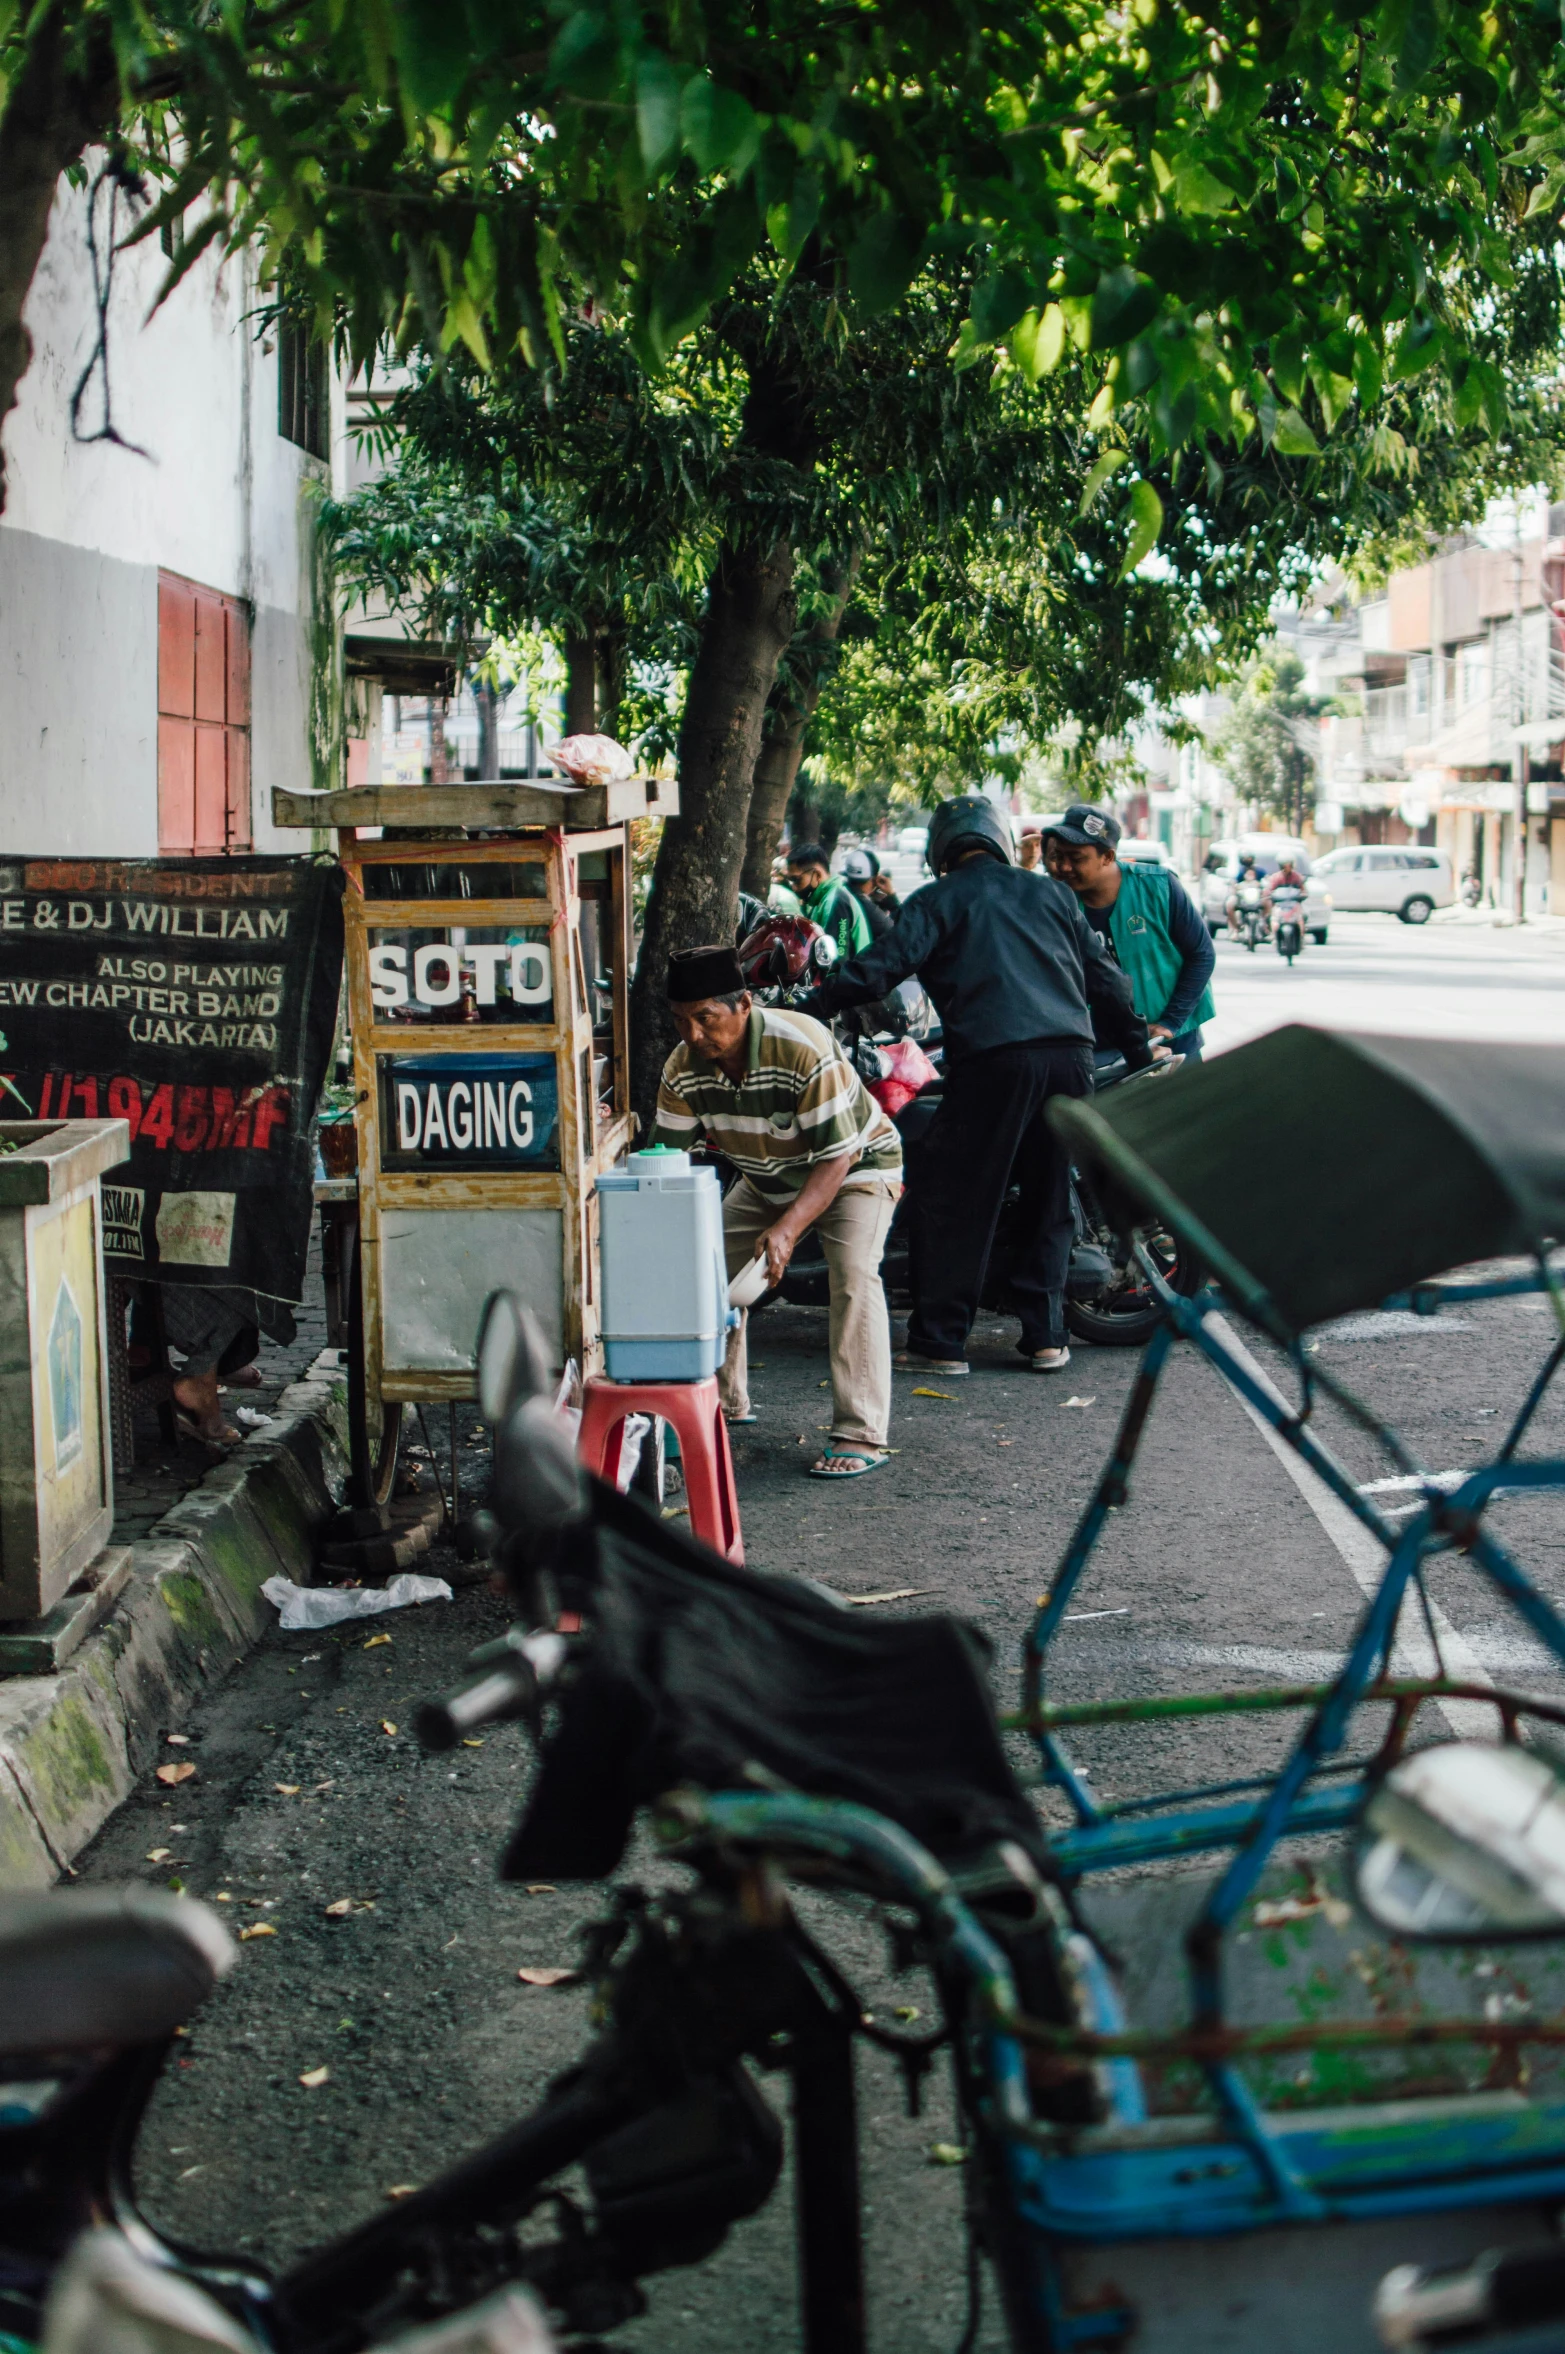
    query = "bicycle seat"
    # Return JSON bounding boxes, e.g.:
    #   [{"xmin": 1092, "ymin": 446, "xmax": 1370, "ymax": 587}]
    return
[{"xmin": 0, "ymin": 1886, "xmax": 233, "ymax": 2054}]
